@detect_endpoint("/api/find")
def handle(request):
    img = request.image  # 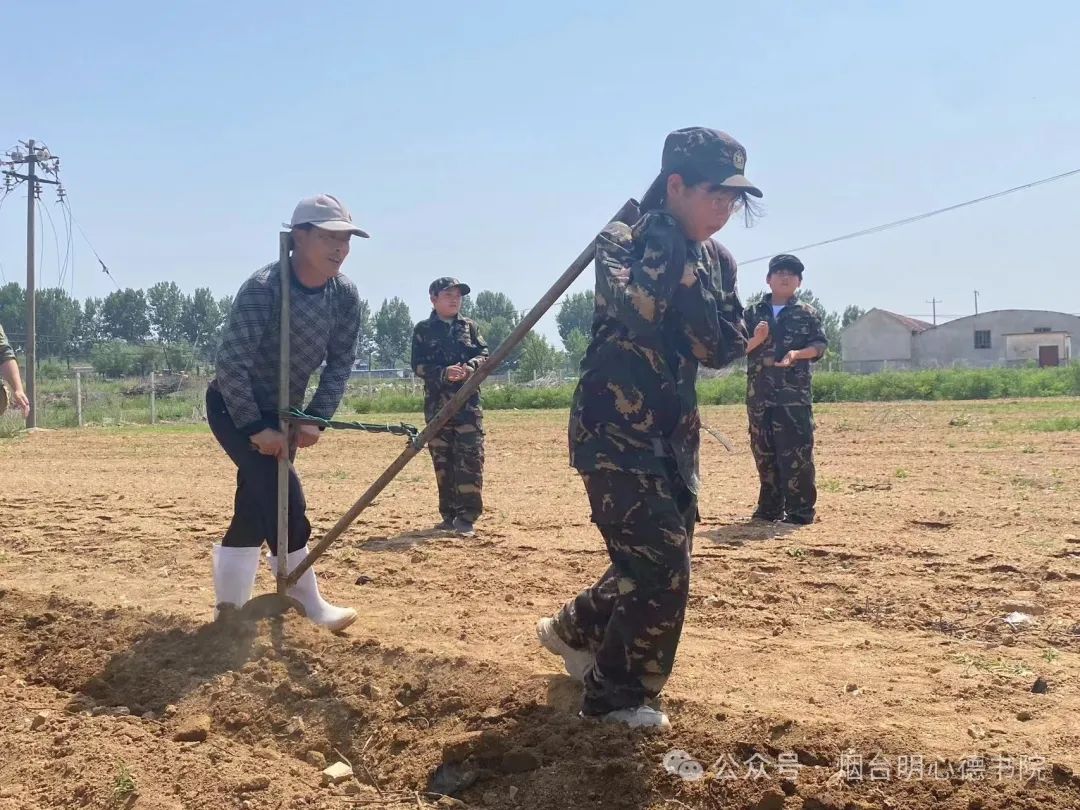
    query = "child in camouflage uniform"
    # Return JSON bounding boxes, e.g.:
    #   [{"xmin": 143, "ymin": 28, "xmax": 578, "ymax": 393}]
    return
[
  {"xmin": 0, "ymin": 321, "xmax": 30, "ymax": 416},
  {"xmin": 410, "ymin": 277, "xmax": 489, "ymax": 537},
  {"xmin": 742, "ymin": 254, "xmax": 827, "ymax": 524},
  {"xmin": 537, "ymin": 127, "xmax": 761, "ymax": 729}
]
